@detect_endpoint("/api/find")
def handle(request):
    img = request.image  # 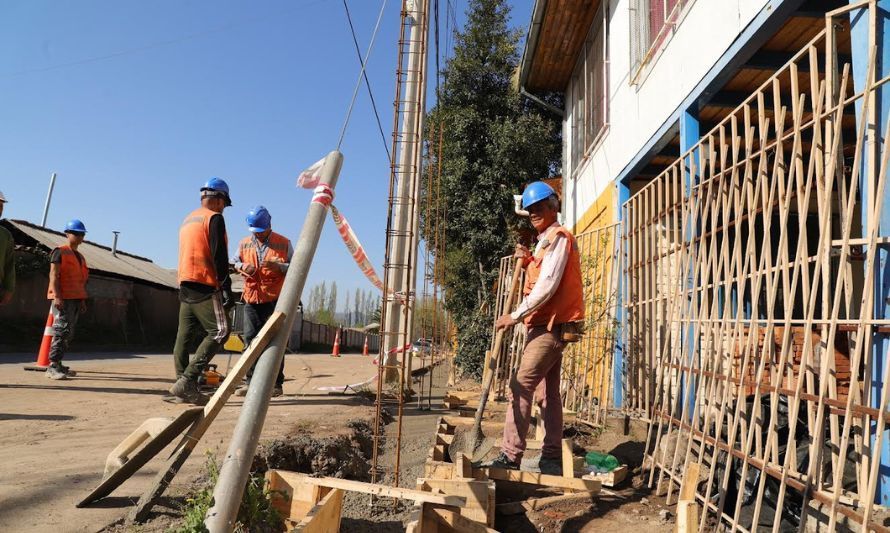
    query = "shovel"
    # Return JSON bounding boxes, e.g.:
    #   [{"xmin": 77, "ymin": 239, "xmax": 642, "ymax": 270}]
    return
[{"xmin": 463, "ymin": 255, "xmax": 524, "ymax": 461}]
